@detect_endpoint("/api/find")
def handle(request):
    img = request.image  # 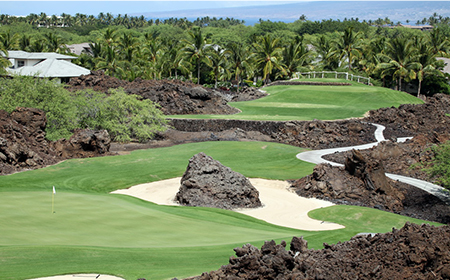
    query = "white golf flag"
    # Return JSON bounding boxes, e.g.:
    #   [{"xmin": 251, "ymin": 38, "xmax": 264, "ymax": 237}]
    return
[{"xmin": 53, "ymin": 186, "xmax": 56, "ymax": 194}]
